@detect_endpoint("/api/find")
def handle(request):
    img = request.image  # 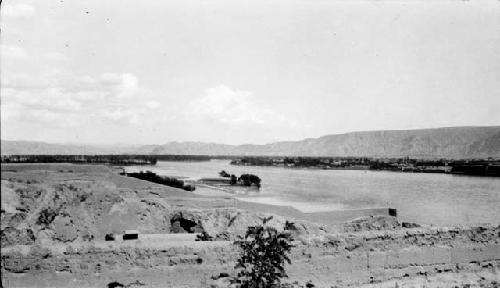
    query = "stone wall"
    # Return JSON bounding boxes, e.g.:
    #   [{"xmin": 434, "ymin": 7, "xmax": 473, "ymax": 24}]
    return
[{"xmin": 2, "ymin": 224, "xmax": 499, "ymax": 287}]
